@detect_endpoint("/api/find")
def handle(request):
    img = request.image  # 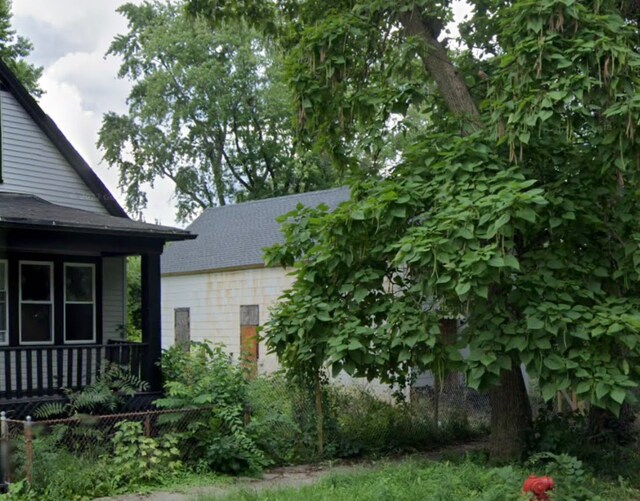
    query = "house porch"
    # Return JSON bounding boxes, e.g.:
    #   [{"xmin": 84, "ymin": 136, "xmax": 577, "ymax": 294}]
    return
[{"xmin": 0, "ymin": 192, "xmax": 194, "ymax": 406}]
